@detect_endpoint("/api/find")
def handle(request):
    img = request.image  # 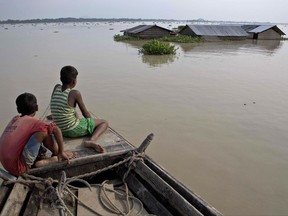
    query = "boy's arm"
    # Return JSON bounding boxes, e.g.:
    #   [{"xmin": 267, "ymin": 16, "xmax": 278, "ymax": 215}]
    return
[
  {"xmin": 53, "ymin": 126, "xmax": 70, "ymax": 163},
  {"xmin": 69, "ymin": 90, "xmax": 91, "ymax": 118}
]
